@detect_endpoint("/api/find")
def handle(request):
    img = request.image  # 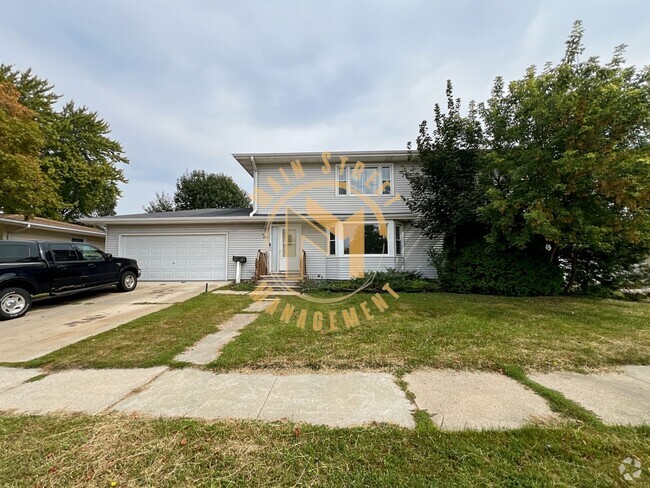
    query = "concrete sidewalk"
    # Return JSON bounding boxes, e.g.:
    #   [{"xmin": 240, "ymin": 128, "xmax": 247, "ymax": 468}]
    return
[
  {"xmin": 530, "ymin": 366, "xmax": 650, "ymax": 425},
  {"xmin": 0, "ymin": 366, "xmax": 648, "ymax": 430},
  {"xmin": 0, "ymin": 367, "xmax": 414, "ymax": 428},
  {"xmin": 174, "ymin": 299, "xmax": 272, "ymax": 365}
]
